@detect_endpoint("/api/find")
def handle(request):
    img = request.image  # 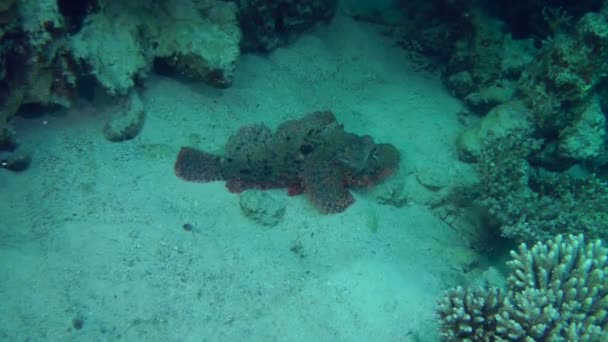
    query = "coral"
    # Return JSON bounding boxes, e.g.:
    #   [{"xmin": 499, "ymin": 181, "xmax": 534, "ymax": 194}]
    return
[
  {"xmin": 488, "ymin": 1, "xmax": 599, "ymax": 39},
  {"xmin": 18, "ymin": 0, "xmax": 64, "ymax": 48},
  {"xmin": 0, "ymin": 0, "xmax": 78, "ymax": 169},
  {"xmin": 174, "ymin": 111, "xmax": 400, "ymax": 214},
  {"xmin": 152, "ymin": 0, "xmax": 241, "ymax": 88},
  {"xmin": 463, "ymin": 84, "xmax": 515, "ymax": 114},
  {"xmin": 518, "ymin": 12, "xmax": 608, "ymax": 142},
  {"xmin": 70, "ymin": 10, "xmax": 148, "ymax": 95},
  {"xmin": 2, "ymin": 0, "xmax": 76, "ymax": 107},
  {"xmin": 457, "ymin": 101, "xmax": 533, "ymax": 162},
  {"xmin": 437, "ymin": 234, "xmax": 608, "ymax": 341},
  {"xmin": 437, "ymin": 286, "xmax": 505, "ymax": 341},
  {"xmin": 444, "ymin": 7, "xmax": 535, "ymax": 108},
  {"xmin": 70, "ymin": 0, "xmax": 241, "ymax": 94},
  {"xmin": 236, "ymin": 0, "xmax": 337, "ymax": 52},
  {"xmin": 379, "ymin": 0, "xmax": 474, "ymax": 72},
  {"xmin": 391, "ymin": 3, "xmax": 607, "ymax": 169},
  {"xmin": 558, "ymin": 96, "xmax": 607, "ymax": 160},
  {"xmin": 478, "ymin": 130, "xmax": 608, "ymax": 243}
]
